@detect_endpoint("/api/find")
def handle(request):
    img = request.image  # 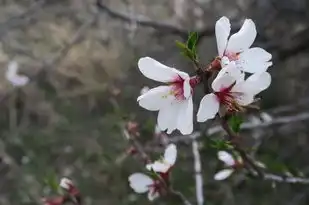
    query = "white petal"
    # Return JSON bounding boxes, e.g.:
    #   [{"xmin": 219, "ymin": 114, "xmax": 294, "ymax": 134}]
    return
[
  {"xmin": 218, "ymin": 151, "xmax": 235, "ymax": 166},
  {"xmin": 148, "ymin": 188, "xmax": 159, "ymax": 201},
  {"xmin": 226, "ymin": 19, "xmax": 256, "ymax": 53},
  {"xmin": 197, "ymin": 93, "xmax": 219, "ymax": 122},
  {"xmin": 177, "ymin": 97, "xmax": 193, "ymax": 135},
  {"xmin": 6, "ymin": 61, "xmax": 18, "ymax": 78},
  {"xmin": 245, "ymin": 72, "xmax": 271, "ymax": 95},
  {"xmin": 164, "ymin": 144, "xmax": 177, "ymax": 166},
  {"xmin": 137, "ymin": 86, "xmax": 172, "ymax": 111},
  {"xmin": 217, "ymin": 62, "xmax": 244, "ymax": 83},
  {"xmin": 237, "ymin": 47, "xmax": 272, "ymax": 73},
  {"xmin": 140, "ymin": 86, "xmax": 150, "ymax": 95},
  {"xmin": 183, "ymin": 79, "xmax": 191, "ymax": 99},
  {"xmin": 59, "ymin": 178, "xmax": 73, "ymax": 190},
  {"xmin": 128, "ymin": 173, "xmax": 153, "ymax": 193},
  {"xmin": 8, "ymin": 76, "xmax": 29, "ymax": 87},
  {"xmin": 212, "ymin": 72, "xmax": 236, "ymax": 92},
  {"xmin": 157, "ymin": 102, "xmax": 180, "ymax": 134},
  {"xmin": 138, "ymin": 57, "xmax": 188, "ymax": 83},
  {"xmin": 146, "ymin": 161, "xmax": 170, "ymax": 173},
  {"xmin": 231, "ymin": 81, "xmax": 255, "ymax": 105},
  {"xmin": 233, "ymin": 92, "xmax": 254, "ymax": 106},
  {"xmin": 220, "ymin": 56, "xmax": 230, "ymax": 67},
  {"xmin": 214, "ymin": 169, "xmax": 234, "ymax": 180},
  {"xmin": 215, "ymin": 16, "xmax": 231, "ymax": 57}
]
